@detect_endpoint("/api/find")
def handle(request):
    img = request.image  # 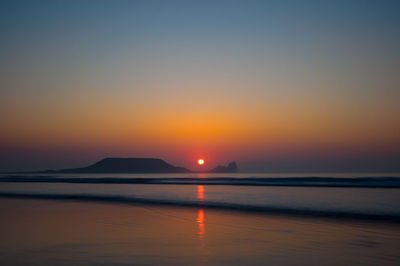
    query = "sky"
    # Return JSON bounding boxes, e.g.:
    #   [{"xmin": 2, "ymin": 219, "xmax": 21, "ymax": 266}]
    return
[{"xmin": 0, "ymin": 0, "xmax": 399, "ymax": 172}]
